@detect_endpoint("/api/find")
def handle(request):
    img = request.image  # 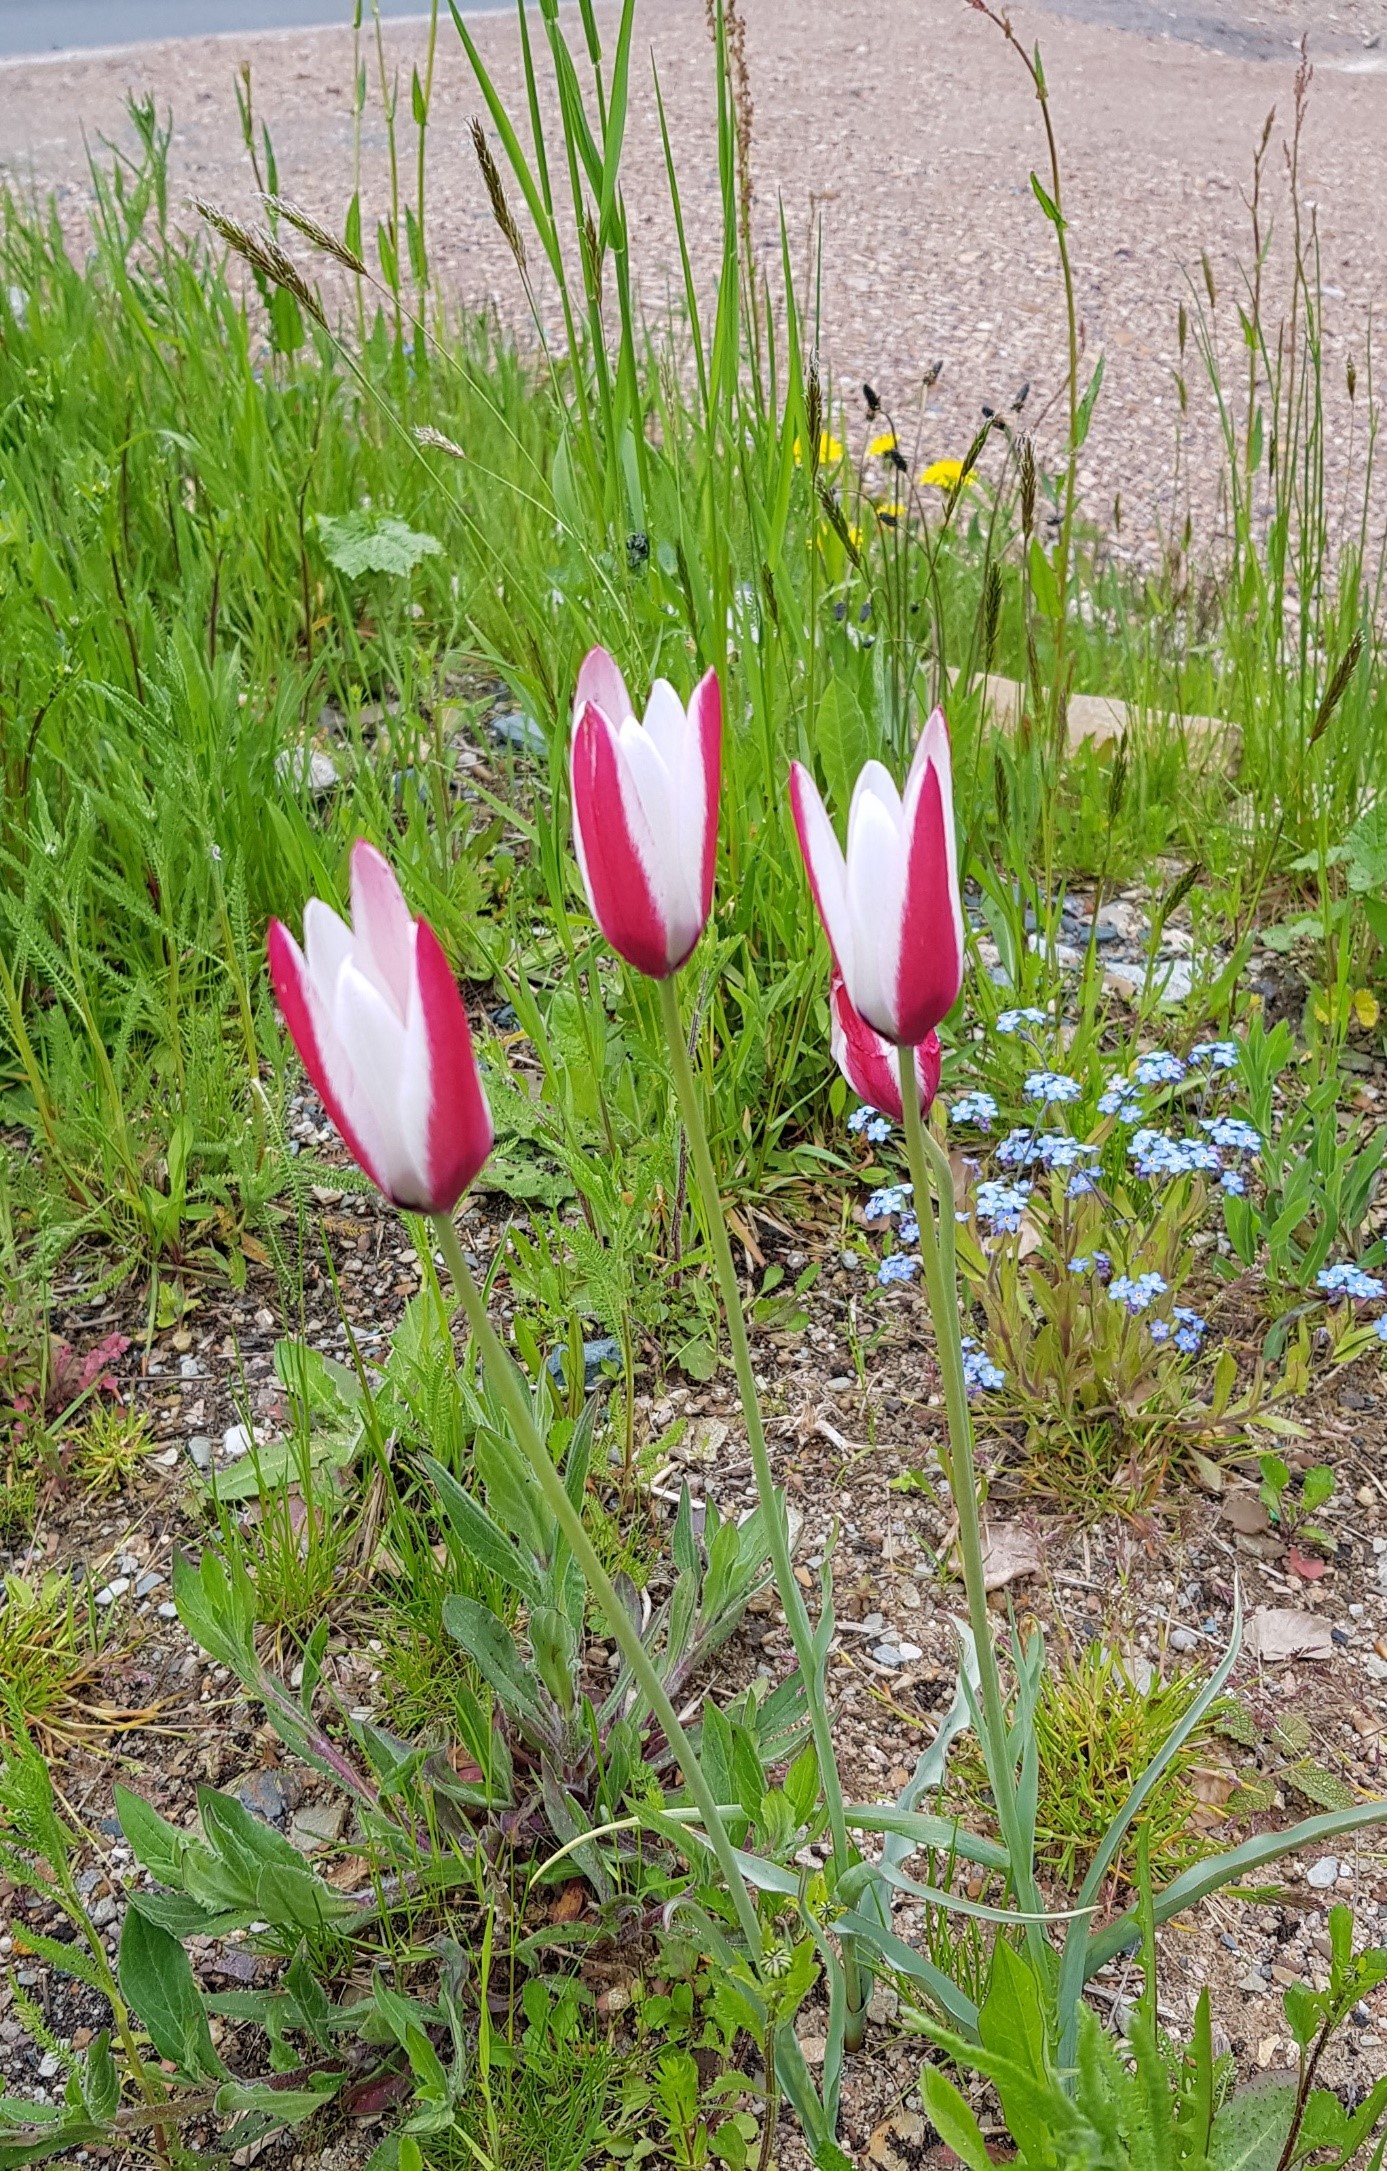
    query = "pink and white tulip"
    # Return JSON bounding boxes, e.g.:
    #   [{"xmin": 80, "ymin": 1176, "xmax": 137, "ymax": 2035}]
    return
[
  {"xmin": 830, "ymin": 972, "xmax": 941, "ymax": 1123},
  {"xmin": 790, "ymin": 708, "xmax": 964, "ymax": 1046},
  {"xmin": 570, "ymin": 646, "xmax": 721, "ymax": 979},
  {"xmin": 268, "ymin": 840, "xmax": 492, "ymax": 1214}
]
